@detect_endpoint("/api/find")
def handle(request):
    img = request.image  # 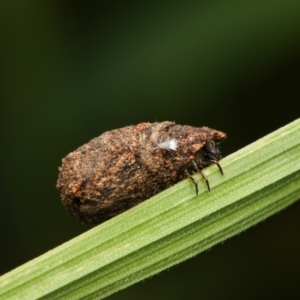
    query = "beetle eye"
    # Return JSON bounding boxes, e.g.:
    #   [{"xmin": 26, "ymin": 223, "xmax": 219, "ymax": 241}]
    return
[{"xmin": 203, "ymin": 141, "xmax": 221, "ymax": 160}]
